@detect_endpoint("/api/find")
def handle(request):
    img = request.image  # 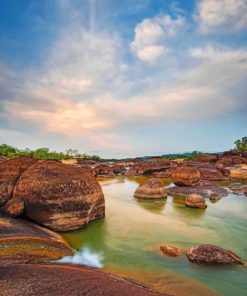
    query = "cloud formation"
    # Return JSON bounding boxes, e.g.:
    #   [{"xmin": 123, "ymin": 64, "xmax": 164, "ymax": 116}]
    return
[
  {"xmin": 196, "ymin": 0, "xmax": 247, "ymax": 33},
  {"xmin": 131, "ymin": 14, "xmax": 184, "ymax": 62}
]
